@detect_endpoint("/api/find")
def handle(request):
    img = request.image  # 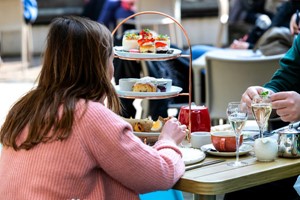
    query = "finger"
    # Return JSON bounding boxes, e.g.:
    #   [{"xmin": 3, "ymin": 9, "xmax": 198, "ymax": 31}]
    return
[
  {"xmin": 180, "ymin": 124, "xmax": 187, "ymax": 129},
  {"xmin": 270, "ymin": 92, "xmax": 287, "ymax": 101}
]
